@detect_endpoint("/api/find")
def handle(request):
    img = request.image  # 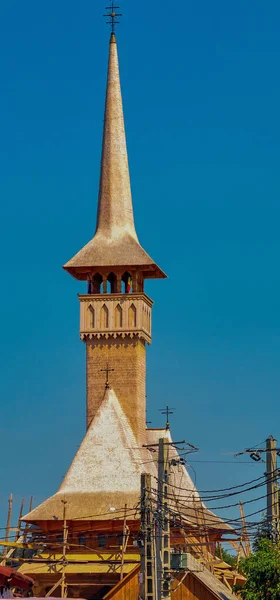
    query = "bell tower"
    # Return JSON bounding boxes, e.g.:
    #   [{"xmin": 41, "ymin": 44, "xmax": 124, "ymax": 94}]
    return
[{"xmin": 63, "ymin": 32, "xmax": 166, "ymax": 444}]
